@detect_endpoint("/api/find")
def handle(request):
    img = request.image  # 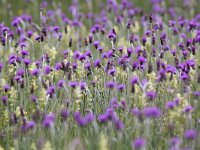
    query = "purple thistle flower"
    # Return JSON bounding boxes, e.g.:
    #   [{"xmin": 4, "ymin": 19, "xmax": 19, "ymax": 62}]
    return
[
  {"xmin": 73, "ymin": 112, "xmax": 86, "ymax": 126},
  {"xmin": 94, "ymin": 59, "xmax": 101, "ymax": 68},
  {"xmin": 127, "ymin": 47, "xmax": 133, "ymax": 57},
  {"xmin": 16, "ymin": 68, "xmax": 25, "ymax": 77},
  {"xmin": 118, "ymin": 56, "xmax": 130, "ymax": 67},
  {"xmin": 132, "ymin": 137, "xmax": 146, "ymax": 149},
  {"xmin": 60, "ymin": 109, "xmax": 69, "ymax": 121},
  {"xmin": 184, "ymin": 129, "xmax": 198, "ymax": 140},
  {"xmin": 63, "ymin": 50, "xmax": 69, "ymax": 58},
  {"xmin": 107, "ymin": 50, "xmax": 114, "ymax": 58},
  {"xmin": 93, "ymin": 41, "xmax": 100, "ymax": 49},
  {"xmin": 73, "ymin": 51, "xmax": 81, "ymax": 59},
  {"xmin": 98, "ymin": 114, "xmax": 109, "ymax": 123},
  {"xmin": 107, "ymin": 31, "xmax": 116, "ymax": 41},
  {"xmin": 130, "ymin": 107, "xmax": 142, "ymax": 118},
  {"xmin": 84, "ymin": 112, "xmax": 95, "ymax": 124},
  {"xmin": 84, "ymin": 62, "xmax": 91, "ymax": 70},
  {"xmin": 157, "ymin": 69, "xmax": 167, "ymax": 82},
  {"xmin": 3, "ymin": 84, "xmax": 11, "ymax": 92},
  {"xmin": 97, "ymin": 47, "xmax": 104, "ymax": 53},
  {"xmin": 108, "ymin": 68, "xmax": 116, "ymax": 76},
  {"xmin": 193, "ymin": 91, "xmax": 200, "ymax": 97},
  {"xmin": 20, "ymin": 50, "xmax": 29, "ymax": 57},
  {"xmin": 143, "ymin": 106, "xmax": 161, "ymax": 118},
  {"xmin": 27, "ymin": 30, "xmax": 33, "ymax": 38},
  {"xmin": 183, "ymin": 106, "xmax": 193, "ymax": 113},
  {"xmin": 138, "ymin": 56, "xmax": 146, "ymax": 65},
  {"xmin": 27, "ymin": 121, "xmax": 36, "ymax": 130},
  {"xmin": 14, "ymin": 75, "xmax": 23, "ymax": 83},
  {"xmin": 110, "ymin": 97, "xmax": 119, "ymax": 109},
  {"xmin": 42, "ymin": 113, "xmax": 55, "ymax": 128},
  {"xmin": 79, "ymin": 81, "xmax": 87, "ymax": 90},
  {"xmin": 44, "ymin": 65, "xmax": 52, "ymax": 75},
  {"xmin": 69, "ymin": 81, "xmax": 78, "ymax": 88},
  {"xmin": 105, "ymin": 108, "xmax": 116, "ymax": 120},
  {"xmin": 146, "ymin": 91, "xmax": 157, "ymax": 100},
  {"xmin": 120, "ymin": 99, "xmax": 126, "ymax": 109},
  {"xmin": 31, "ymin": 95, "xmax": 37, "ymax": 103},
  {"xmin": 117, "ymin": 84, "xmax": 125, "ymax": 91},
  {"xmin": 84, "ymin": 50, "xmax": 91, "ymax": 57},
  {"xmin": 54, "ymin": 63, "xmax": 62, "ymax": 71},
  {"xmin": 105, "ymin": 81, "xmax": 116, "ymax": 89},
  {"xmin": 169, "ymin": 136, "xmax": 181, "ymax": 147},
  {"xmin": 114, "ymin": 119, "xmax": 124, "ymax": 130},
  {"xmin": 31, "ymin": 68, "xmax": 40, "ymax": 76},
  {"xmin": 79, "ymin": 54, "xmax": 86, "ymax": 61},
  {"xmin": 57, "ymin": 80, "xmax": 66, "ymax": 88},
  {"xmin": 166, "ymin": 101, "xmax": 176, "ymax": 109},
  {"xmin": 53, "ymin": 26, "xmax": 60, "ymax": 32},
  {"xmin": 46, "ymin": 86, "xmax": 56, "ymax": 97},
  {"xmin": 180, "ymin": 73, "xmax": 189, "ymax": 81},
  {"xmin": 130, "ymin": 76, "xmax": 139, "ymax": 85},
  {"xmin": 1, "ymin": 95, "xmax": 8, "ymax": 106},
  {"xmin": 23, "ymin": 58, "xmax": 31, "ymax": 66}
]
